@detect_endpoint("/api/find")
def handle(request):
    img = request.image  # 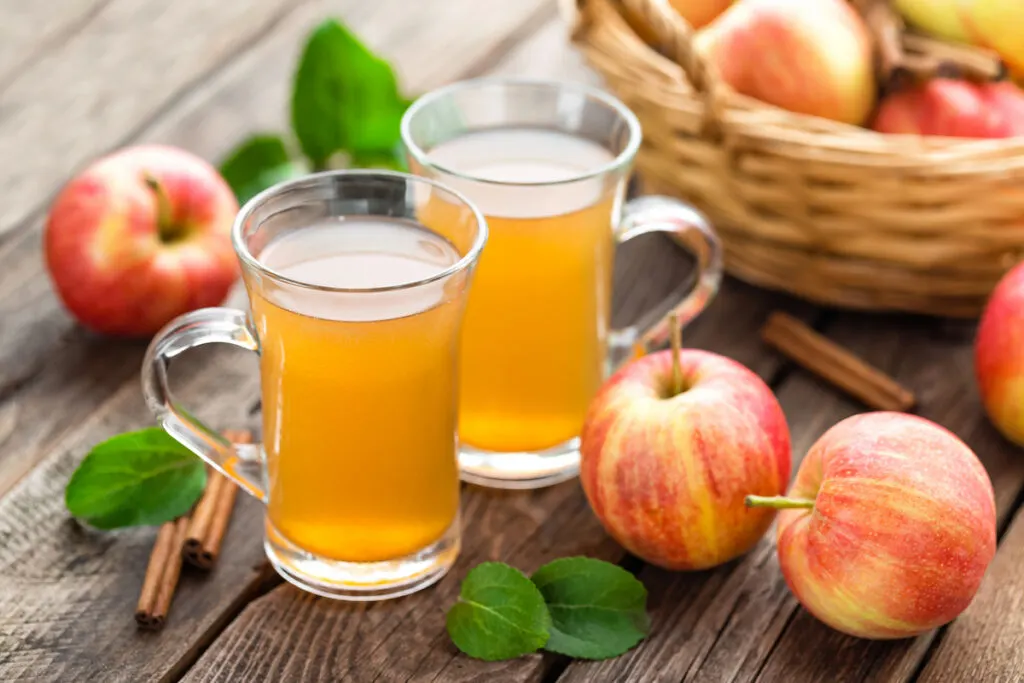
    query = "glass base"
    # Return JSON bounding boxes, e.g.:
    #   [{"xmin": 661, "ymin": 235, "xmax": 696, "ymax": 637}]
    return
[
  {"xmin": 264, "ymin": 518, "xmax": 460, "ymax": 601},
  {"xmin": 459, "ymin": 437, "xmax": 581, "ymax": 490}
]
